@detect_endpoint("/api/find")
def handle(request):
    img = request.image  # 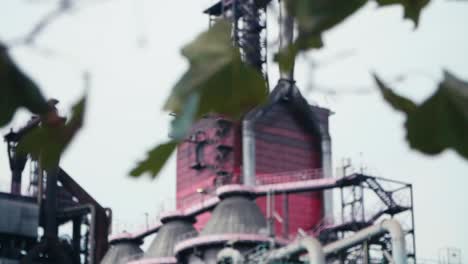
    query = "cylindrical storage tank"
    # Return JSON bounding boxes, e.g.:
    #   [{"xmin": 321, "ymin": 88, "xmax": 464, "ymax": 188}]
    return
[
  {"xmin": 175, "ymin": 185, "xmax": 271, "ymax": 264},
  {"xmin": 243, "ymin": 82, "xmax": 332, "ymax": 238},
  {"xmin": 253, "ymin": 101, "xmax": 324, "ymax": 238},
  {"xmin": 138, "ymin": 211, "xmax": 197, "ymax": 264},
  {"xmin": 100, "ymin": 234, "xmax": 143, "ymax": 264}
]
